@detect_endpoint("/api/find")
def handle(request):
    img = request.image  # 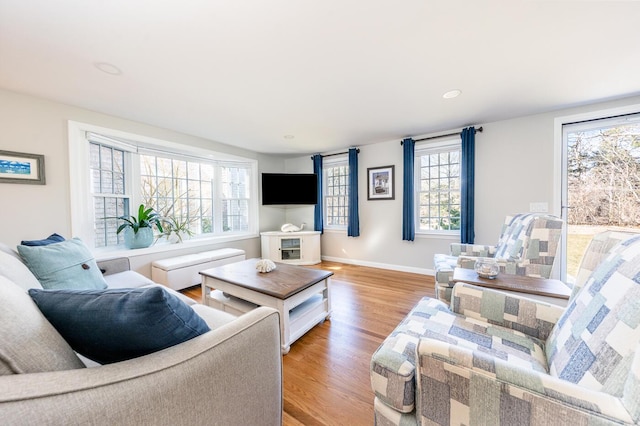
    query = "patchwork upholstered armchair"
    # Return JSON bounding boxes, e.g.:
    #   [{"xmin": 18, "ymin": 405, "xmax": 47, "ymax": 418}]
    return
[
  {"xmin": 372, "ymin": 231, "xmax": 640, "ymax": 425},
  {"xmin": 433, "ymin": 213, "xmax": 563, "ymax": 304}
]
